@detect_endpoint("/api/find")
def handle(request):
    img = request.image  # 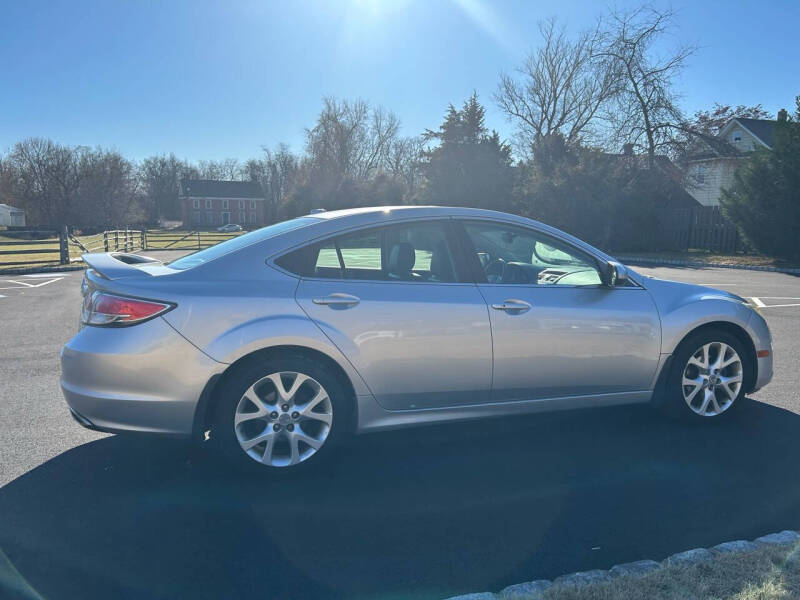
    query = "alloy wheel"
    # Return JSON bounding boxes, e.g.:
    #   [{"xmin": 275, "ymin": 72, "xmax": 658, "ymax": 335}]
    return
[
  {"xmin": 681, "ymin": 342, "xmax": 743, "ymax": 417},
  {"xmin": 234, "ymin": 371, "xmax": 333, "ymax": 467}
]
